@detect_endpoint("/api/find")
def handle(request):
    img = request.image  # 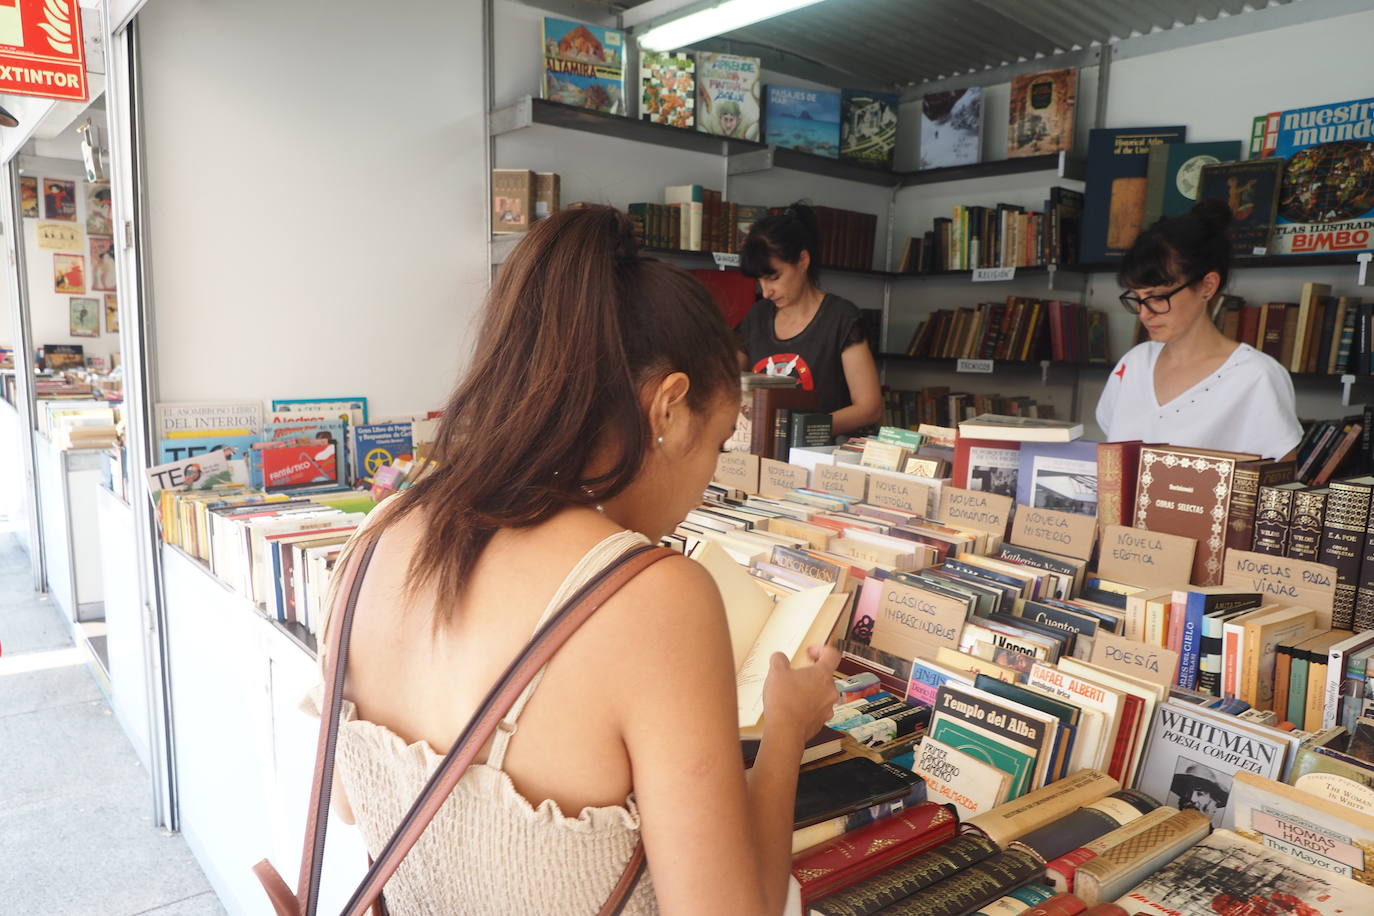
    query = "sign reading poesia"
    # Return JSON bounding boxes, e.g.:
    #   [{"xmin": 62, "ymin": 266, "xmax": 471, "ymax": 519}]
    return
[{"xmin": 0, "ymin": 0, "xmax": 87, "ymax": 103}]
